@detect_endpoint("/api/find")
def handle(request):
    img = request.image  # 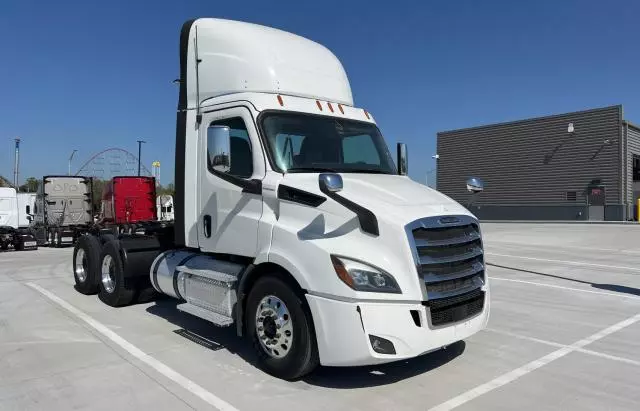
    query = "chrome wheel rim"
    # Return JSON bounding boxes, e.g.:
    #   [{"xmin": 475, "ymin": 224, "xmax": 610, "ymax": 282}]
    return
[
  {"xmin": 255, "ymin": 295, "xmax": 293, "ymax": 358},
  {"xmin": 75, "ymin": 248, "xmax": 87, "ymax": 282},
  {"xmin": 101, "ymin": 255, "xmax": 115, "ymax": 293}
]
